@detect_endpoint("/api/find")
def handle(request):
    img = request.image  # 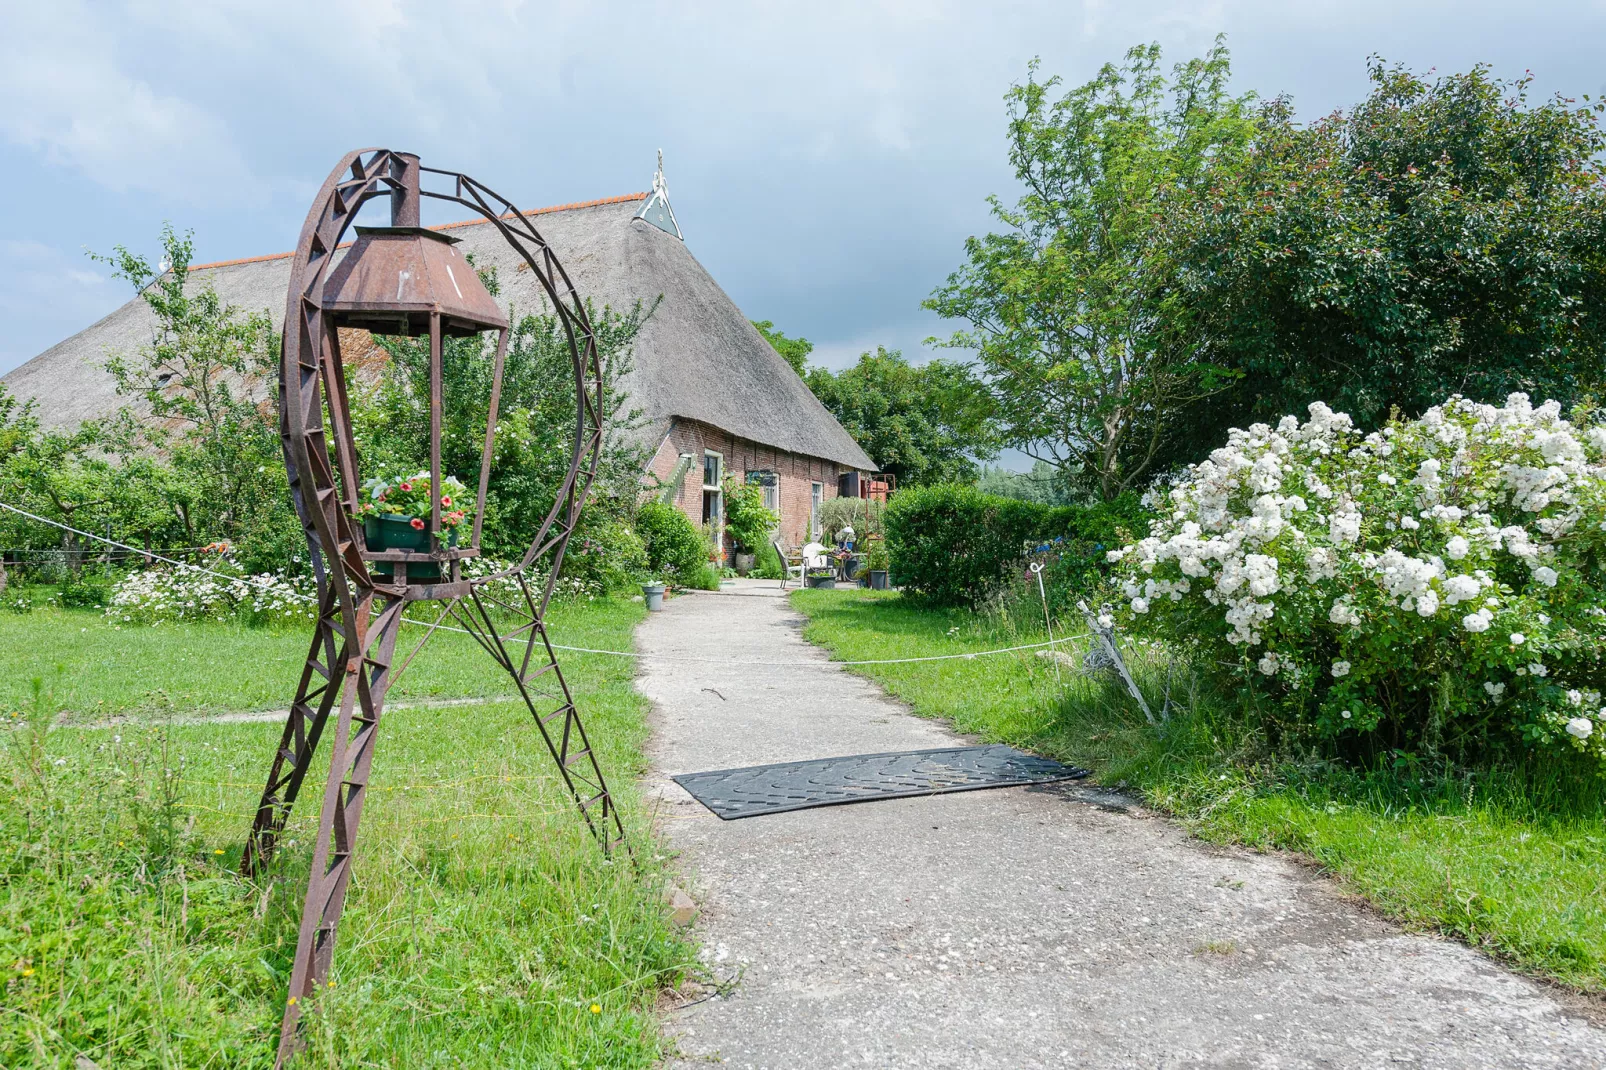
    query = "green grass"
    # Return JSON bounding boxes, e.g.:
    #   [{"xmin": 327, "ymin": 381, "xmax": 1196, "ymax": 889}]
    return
[
  {"xmin": 1, "ymin": 598, "xmax": 693, "ymax": 1068},
  {"xmin": 791, "ymin": 587, "xmax": 1606, "ymax": 993}
]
